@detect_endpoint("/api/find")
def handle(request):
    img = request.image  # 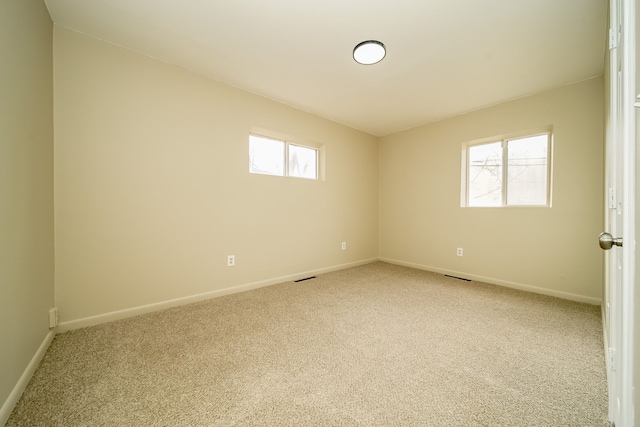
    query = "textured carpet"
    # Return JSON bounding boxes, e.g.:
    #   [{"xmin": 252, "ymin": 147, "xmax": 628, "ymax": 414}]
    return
[{"xmin": 7, "ymin": 262, "xmax": 608, "ymax": 426}]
